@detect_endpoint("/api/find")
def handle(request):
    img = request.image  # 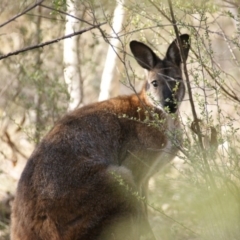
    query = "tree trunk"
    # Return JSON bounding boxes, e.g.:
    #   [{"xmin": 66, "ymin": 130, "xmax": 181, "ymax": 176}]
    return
[
  {"xmin": 98, "ymin": 0, "xmax": 125, "ymax": 101},
  {"xmin": 34, "ymin": 5, "xmax": 43, "ymax": 144},
  {"xmin": 63, "ymin": 0, "xmax": 82, "ymax": 111}
]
